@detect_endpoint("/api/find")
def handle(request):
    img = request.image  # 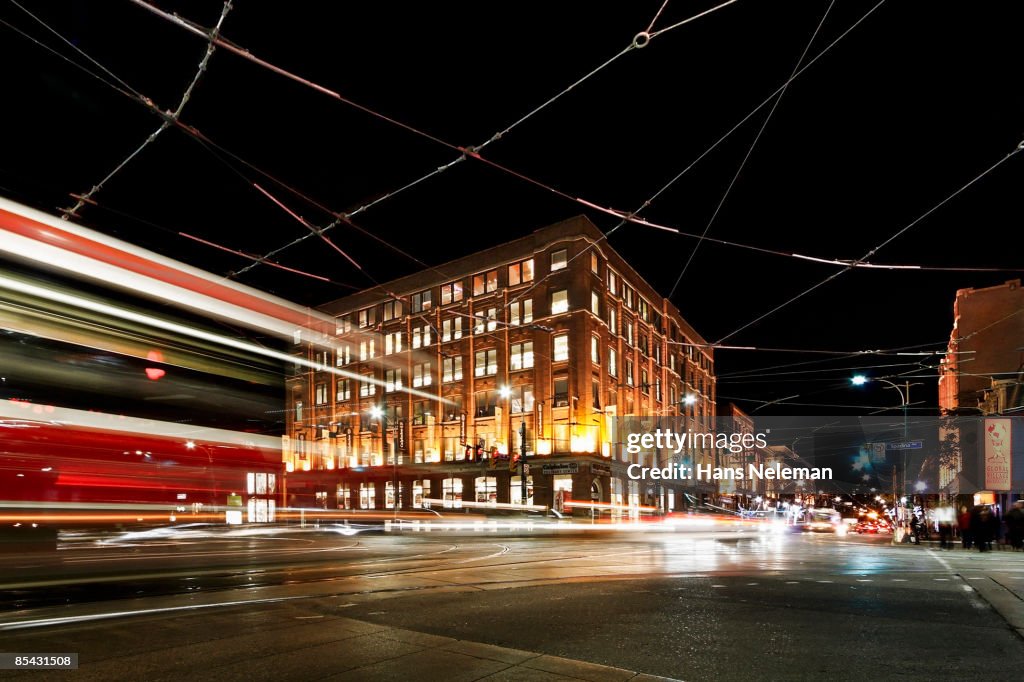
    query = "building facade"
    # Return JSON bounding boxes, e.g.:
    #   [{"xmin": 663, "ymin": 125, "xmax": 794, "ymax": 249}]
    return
[
  {"xmin": 939, "ymin": 279, "xmax": 1024, "ymax": 414},
  {"xmin": 283, "ymin": 216, "xmax": 716, "ymax": 515}
]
